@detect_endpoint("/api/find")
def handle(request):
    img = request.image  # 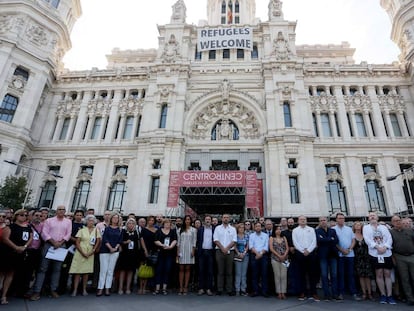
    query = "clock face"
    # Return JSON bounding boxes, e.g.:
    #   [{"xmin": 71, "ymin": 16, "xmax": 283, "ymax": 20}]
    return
[{"xmin": 12, "ymin": 78, "xmax": 24, "ymax": 89}]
